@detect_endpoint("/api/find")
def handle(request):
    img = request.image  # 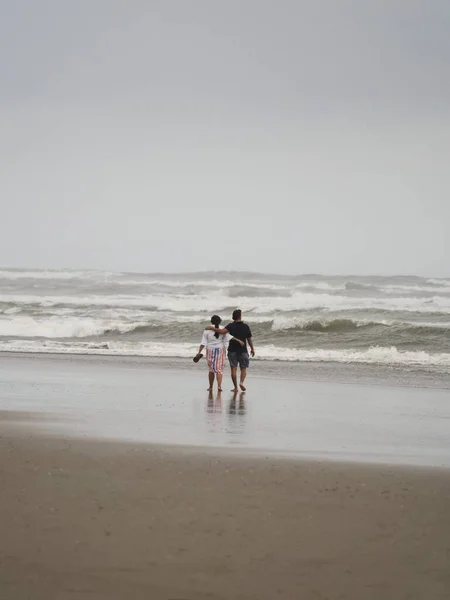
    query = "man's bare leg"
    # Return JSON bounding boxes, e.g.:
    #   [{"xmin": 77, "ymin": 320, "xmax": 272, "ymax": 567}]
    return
[
  {"xmin": 239, "ymin": 368, "xmax": 247, "ymax": 391},
  {"xmin": 216, "ymin": 373, "xmax": 223, "ymax": 391},
  {"xmin": 208, "ymin": 371, "xmax": 214, "ymax": 390},
  {"xmin": 230, "ymin": 367, "xmax": 238, "ymax": 391}
]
